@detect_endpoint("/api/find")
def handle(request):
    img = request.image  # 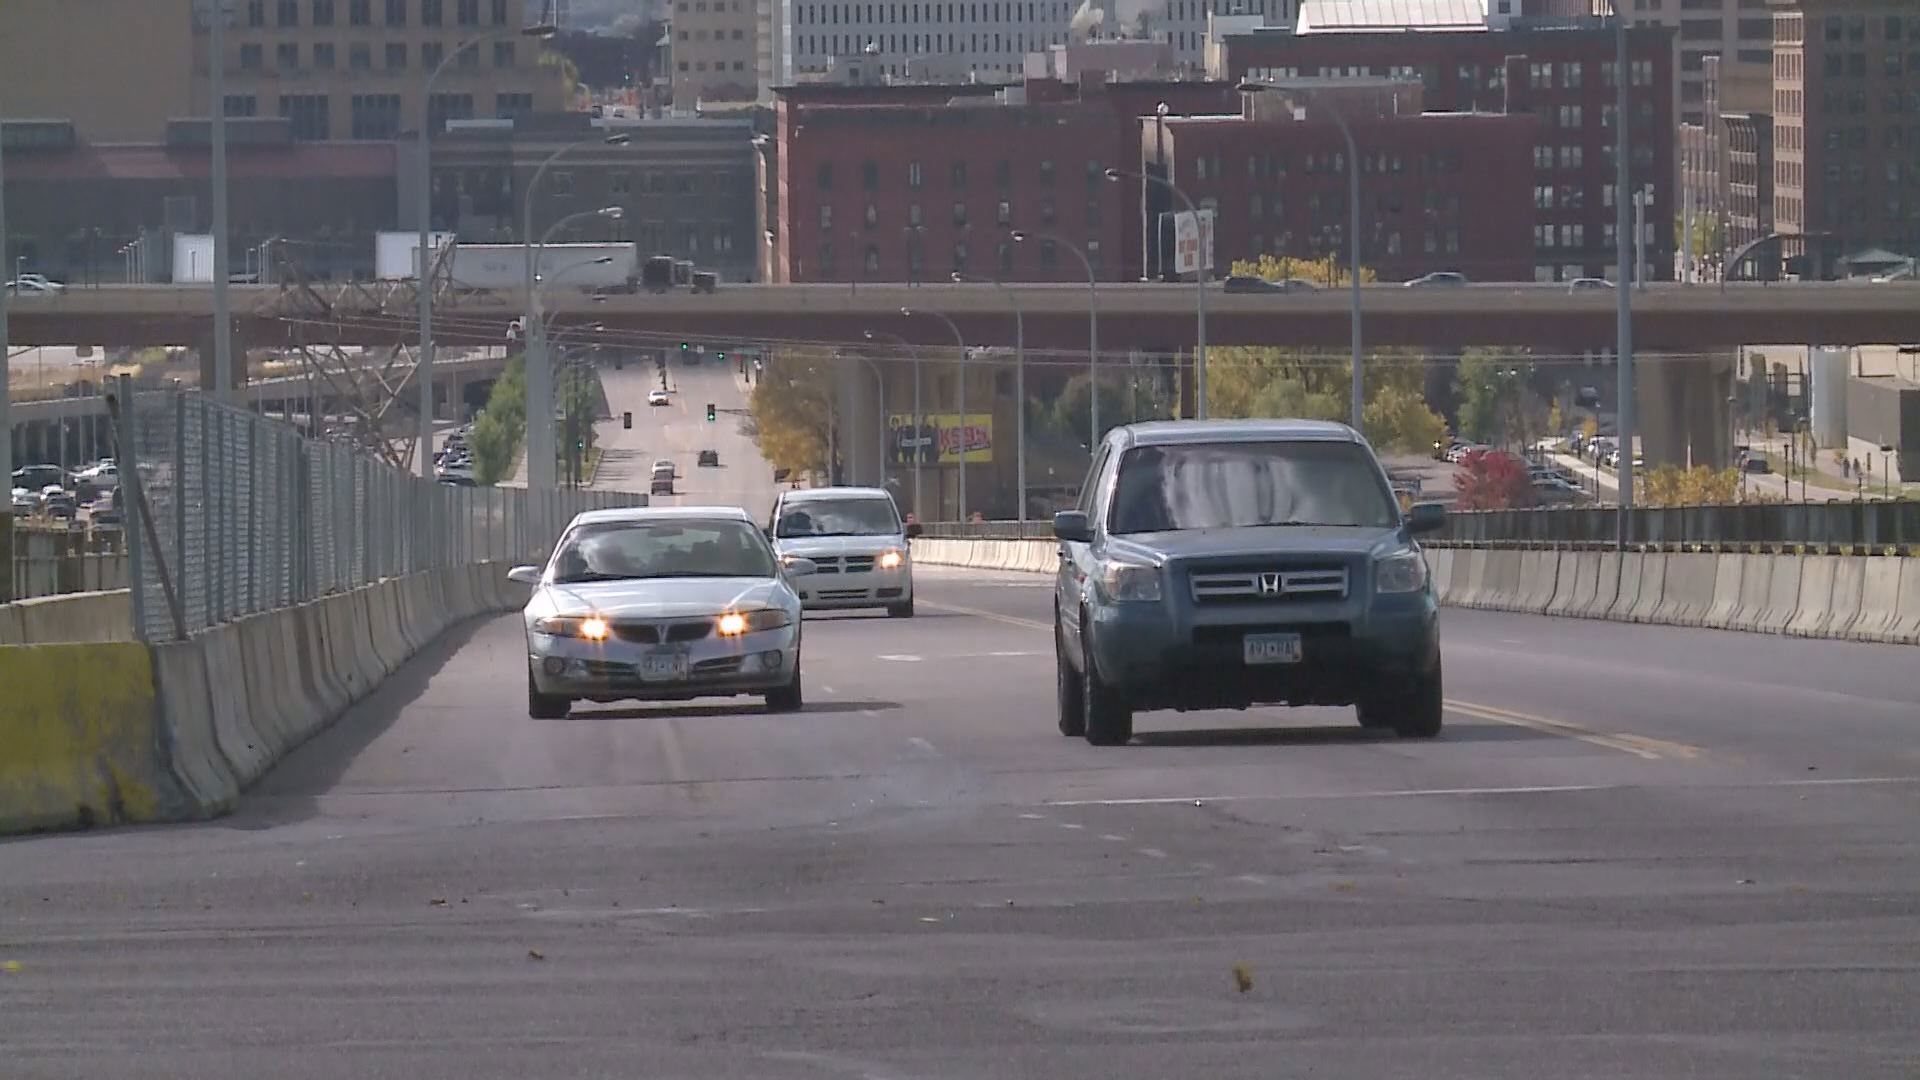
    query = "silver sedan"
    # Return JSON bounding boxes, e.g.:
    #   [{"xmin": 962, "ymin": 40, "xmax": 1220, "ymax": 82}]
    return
[{"xmin": 508, "ymin": 506, "xmax": 818, "ymax": 718}]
